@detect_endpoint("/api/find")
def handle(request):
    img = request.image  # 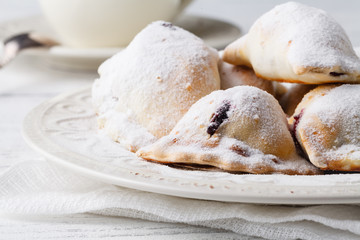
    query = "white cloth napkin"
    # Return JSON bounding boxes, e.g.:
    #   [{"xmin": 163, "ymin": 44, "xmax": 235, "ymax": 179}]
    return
[{"xmin": 0, "ymin": 160, "xmax": 360, "ymax": 240}]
